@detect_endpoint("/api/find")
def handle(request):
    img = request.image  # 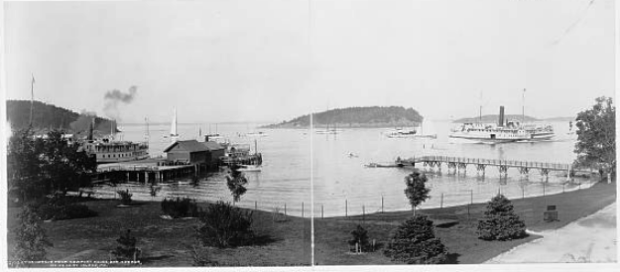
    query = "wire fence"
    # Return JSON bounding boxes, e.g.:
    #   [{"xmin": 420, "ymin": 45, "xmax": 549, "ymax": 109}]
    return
[{"xmin": 72, "ymin": 177, "xmax": 597, "ymax": 220}]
